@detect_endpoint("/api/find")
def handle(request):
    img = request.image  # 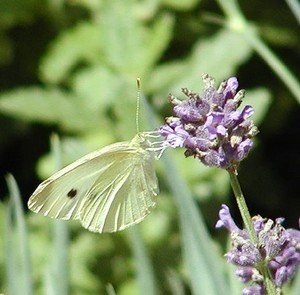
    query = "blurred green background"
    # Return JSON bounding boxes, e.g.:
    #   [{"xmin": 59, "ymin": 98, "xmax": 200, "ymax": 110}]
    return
[{"xmin": 0, "ymin": 0, "xmax": 299, "ymax": 294}]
